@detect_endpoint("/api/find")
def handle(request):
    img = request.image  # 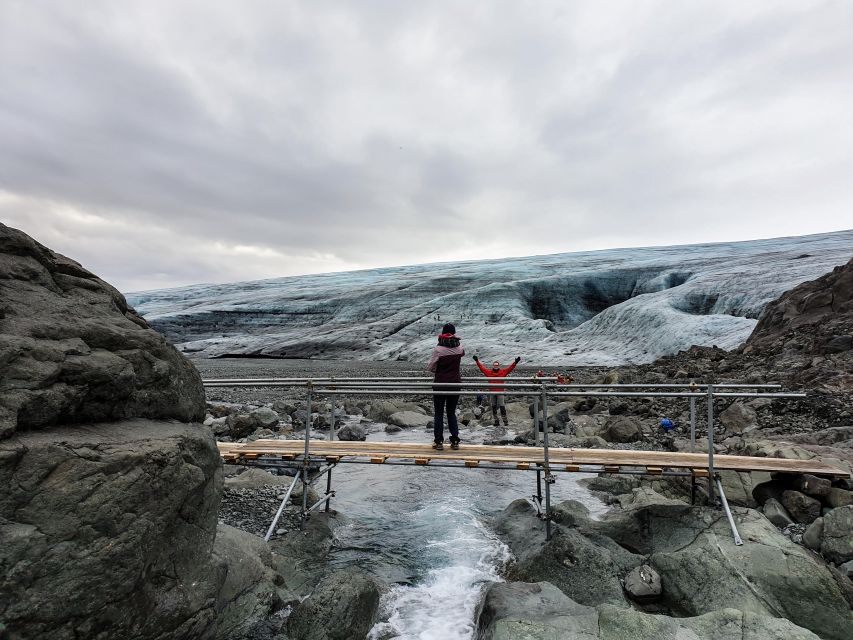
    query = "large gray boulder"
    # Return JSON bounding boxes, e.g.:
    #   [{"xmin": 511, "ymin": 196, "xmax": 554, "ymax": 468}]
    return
[
  {"xmin": 286, "ymin": 569, "xmax": 381, "ymax": 640},
  {"xmin": 0, "ymin": 420, "xmax": 223, "ymax": 639},
  {"xmin": 603, "ymin": 416, "xmax": 642, "ymax": 443},
  {"xmin": 0, "ymin": 223, "xmax": 205, "ymax": 437},
  {"xmin": 387, "ymin": 410, "xmax": 432, "ymax": 429},
  {"xmin": 366, "ymin": 401, "xmax": 426, "ymax": 424},
  {"xmin": 493, "ymin": 499, "xmax": 639, "ymax": 607},
  {"xmin": 602, "ymin": 504, "xmax": 853, "ymax": 640},
  {"xmin": 476, "ymin": 581, "xmax": 821, "ymax": 640},
  {"xmin": 821, "ymin": 505, "xmax": 853, "ymax": 564},
  {"xmin": 492, "ymin": 500, "xmax": 853, "ymax": 640},
  {"xmin": 212, "ymin": 524, "xmax": 297, "ymax": 640},
  {"xmin": 718, "ymin": 402, "xmax": 757, "ymax": 434}
]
